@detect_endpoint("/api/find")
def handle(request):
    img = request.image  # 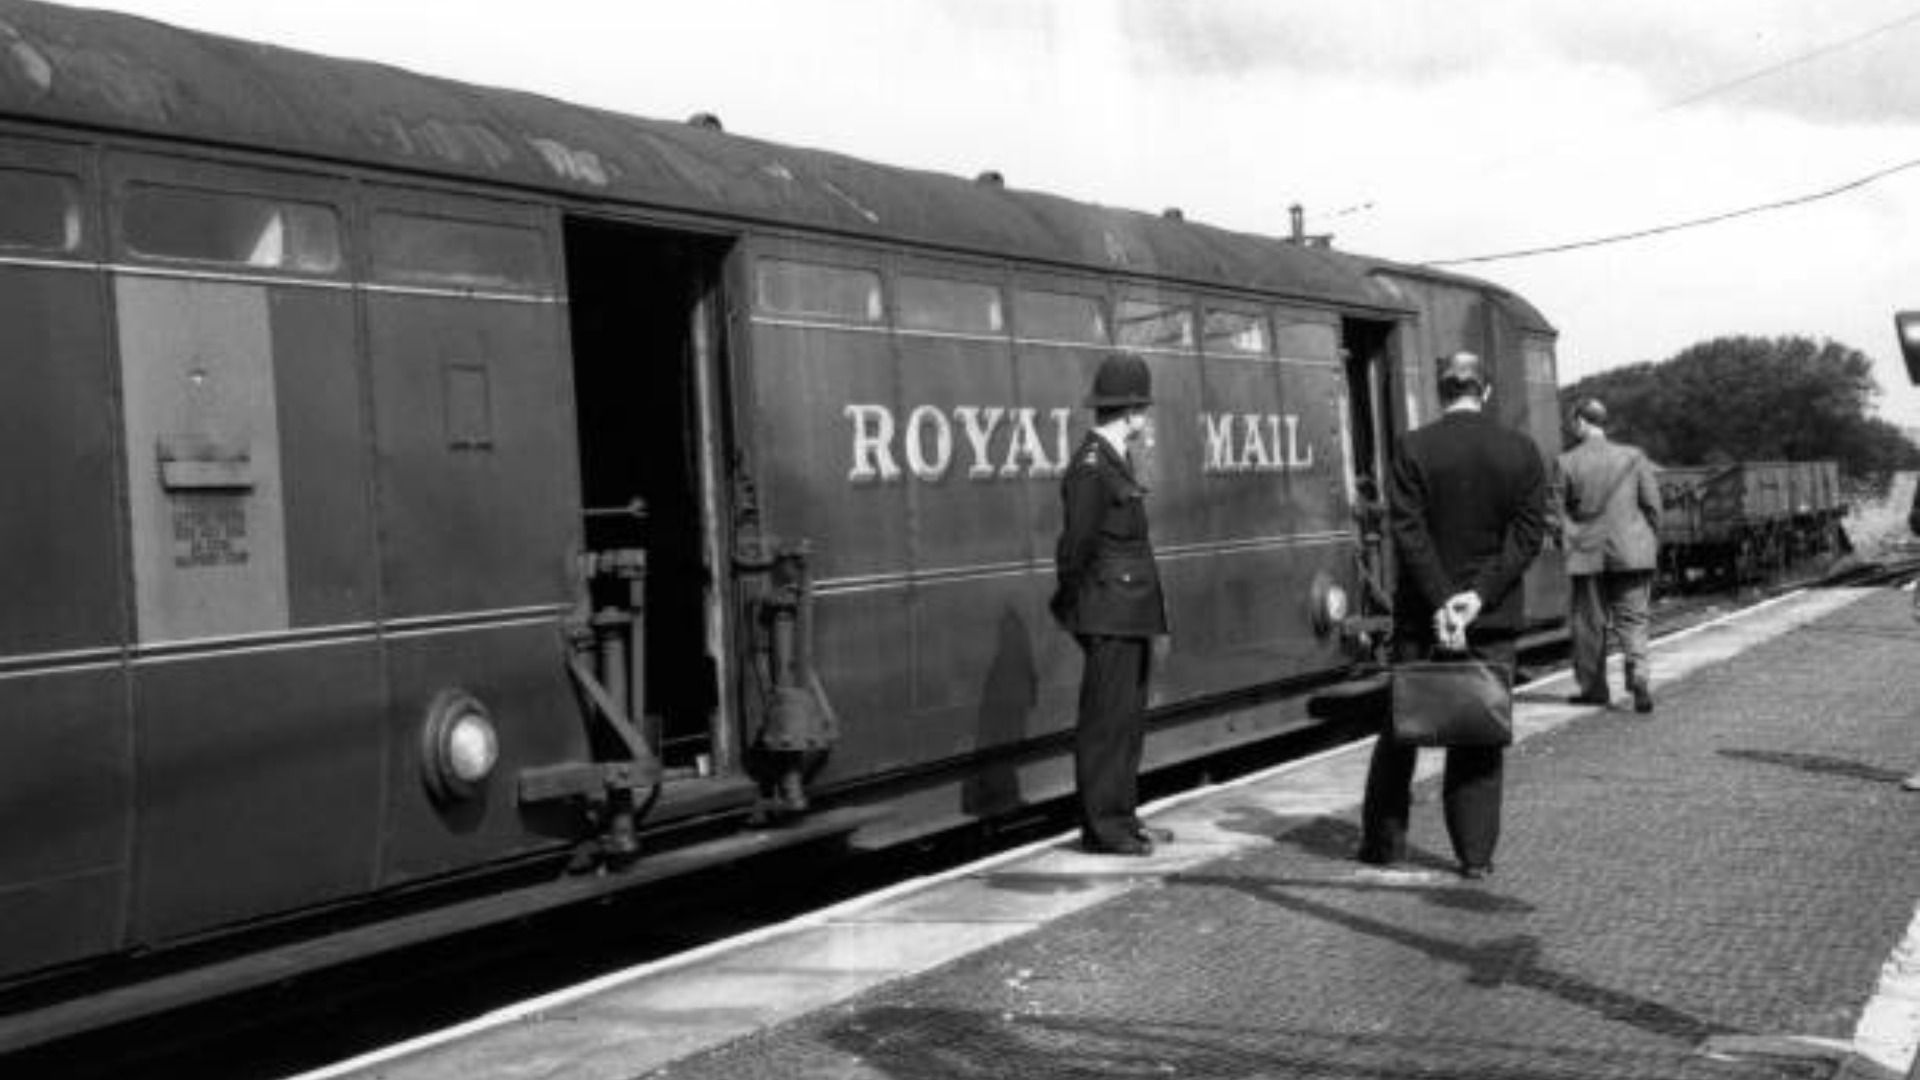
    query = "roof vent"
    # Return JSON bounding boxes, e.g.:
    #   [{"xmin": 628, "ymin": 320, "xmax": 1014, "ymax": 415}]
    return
[
  {"xmin": 975, "ymin": 170, "xmax": 1005, "ymax": 188},
  {"xmin": 686, "ymin": 112, "xmax": 724, "ymax": 132},
  {"xmin": 1162, "ymin": 207, "xmax": 1185, "ymax": 221}
]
